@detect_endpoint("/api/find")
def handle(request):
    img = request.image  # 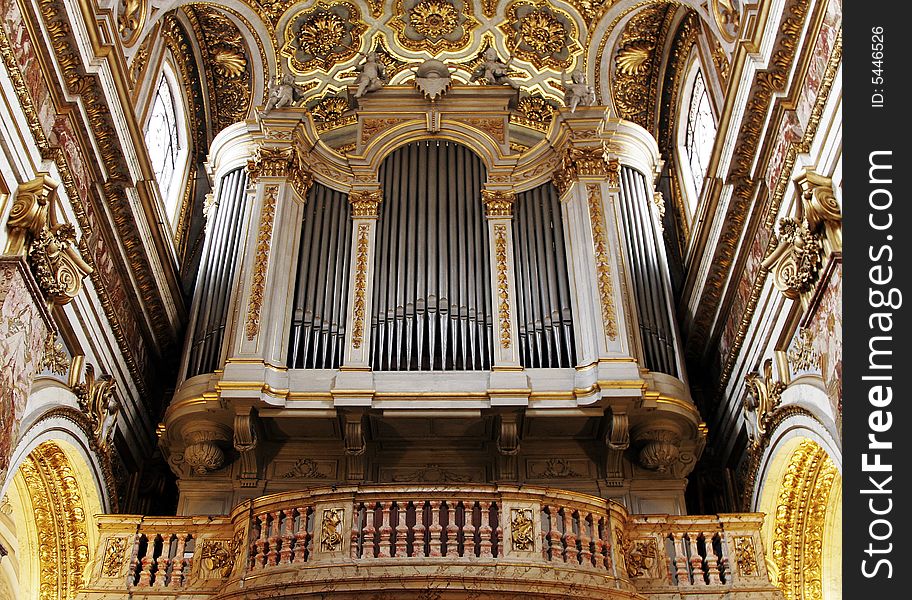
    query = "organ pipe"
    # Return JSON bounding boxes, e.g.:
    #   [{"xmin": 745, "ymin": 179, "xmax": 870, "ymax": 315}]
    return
[
  {"xmin": 288, "ymin": 183, "xmax": 352, "ymax": 369},
  {"xmin": 616, "ymin": 166, "xmax": 677, "ymax": 375},
  {"xmin": 513, "ymin": 183, "xmax": 576, "ymax": 368},
  {"xmin": 187, "ymin": 167, "xmax": 251, "ymax": 377},
  {"xmin": 370, "ymin": 141, "xmax": 493, "ymax": 371}
]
